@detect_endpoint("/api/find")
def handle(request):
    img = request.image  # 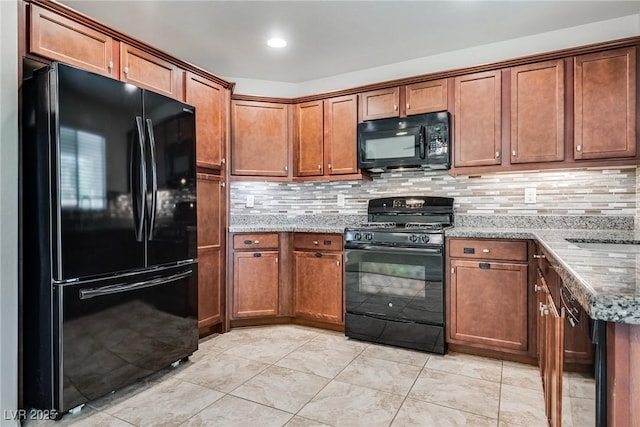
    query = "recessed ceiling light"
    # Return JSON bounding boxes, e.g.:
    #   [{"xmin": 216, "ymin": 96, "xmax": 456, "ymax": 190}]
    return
[{"xmin": 267, "ymin": 37, "xmax": 287, "ymax": 48}]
